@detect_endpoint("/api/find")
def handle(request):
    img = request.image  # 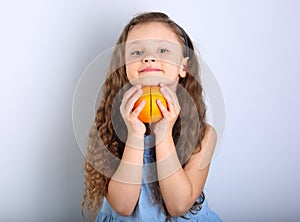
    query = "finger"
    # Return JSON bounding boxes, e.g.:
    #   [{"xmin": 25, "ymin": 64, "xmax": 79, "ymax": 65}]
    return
[
  {"xmin": 131, "ymin": 99, "xmax": 146, "ymax": 118},
  {"xmin": 125, "ymin": 88, "xmax": 144, "ymax": 112},
  {"xmin": 160, "ymin": 84, "xmax": 180, "ymax": 111},
  {"xmin": 156, "ymin": 99, "xmax": 169, "ymax": 116},
  {"xmin": 159, "ymin": 86, "xmax": 172, "ymax": 104},
  {"xmin": 160, "ymin": 84, "xmax": 179, "ymax": 105},
  {"xmin": 121, "ymin": 85, "xmax": 142, "ymax": 114},
  {"xmin": 124, "ymin": 84, "xmax": 142, "ymax": 102},
  {"xmin": 159, "ymin": 87, "xmax": 177, "ymax": 113}
]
